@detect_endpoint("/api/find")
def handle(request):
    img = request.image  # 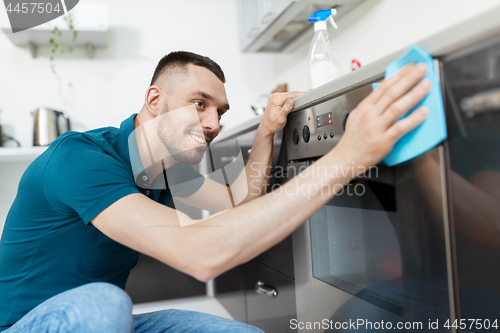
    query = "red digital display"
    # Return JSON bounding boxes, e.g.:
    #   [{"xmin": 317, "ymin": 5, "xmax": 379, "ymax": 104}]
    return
[{"xmin": 317, "ymin": 112, "xmax": 332, "ymax": 128}]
